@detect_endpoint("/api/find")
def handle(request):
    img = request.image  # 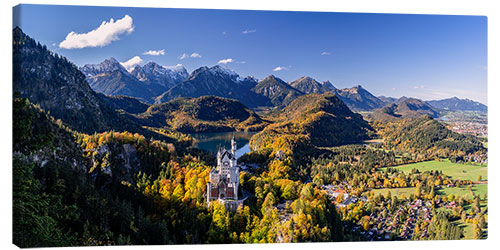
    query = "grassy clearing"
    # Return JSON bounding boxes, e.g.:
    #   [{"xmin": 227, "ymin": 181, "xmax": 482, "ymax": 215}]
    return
[
  {"xmin": 457, "ymin": 221, "xmax": 474, "ymax": 239},
  {"xmin": 370, "ymin": 184, "xmax": 487, "ymax": 201},
  {"xmin": 369, "ymin": 187, "xmax": 417, "ymax": 198},
  {"xmin": 381, "ymin": 159, "xmax": 487, "ymax": 181},
  {"xmin": 436, "ymin": 184, "xmax": 487, "ymax": 200}
]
